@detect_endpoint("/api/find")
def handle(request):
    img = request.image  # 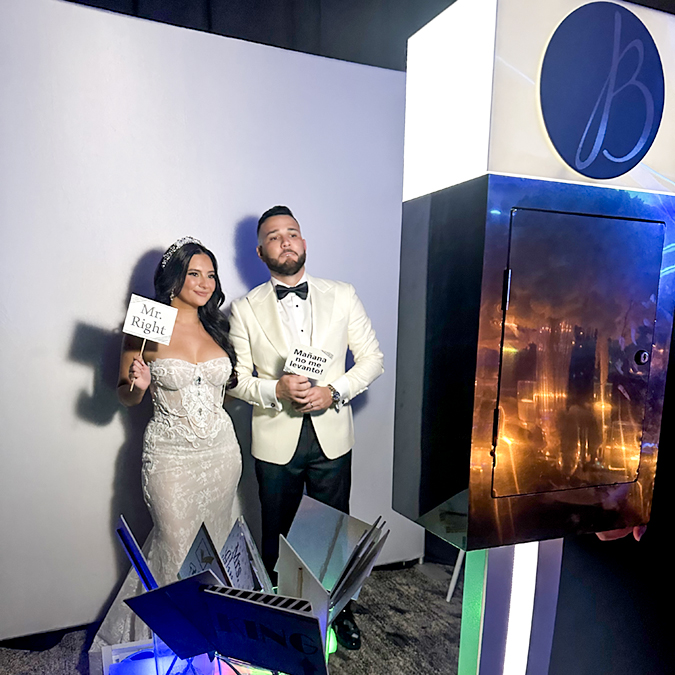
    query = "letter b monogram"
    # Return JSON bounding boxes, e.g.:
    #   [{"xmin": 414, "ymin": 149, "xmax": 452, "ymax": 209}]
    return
[{"xmin": 540, "ymin": 2, "xmax": 664, "ymax": 180}]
